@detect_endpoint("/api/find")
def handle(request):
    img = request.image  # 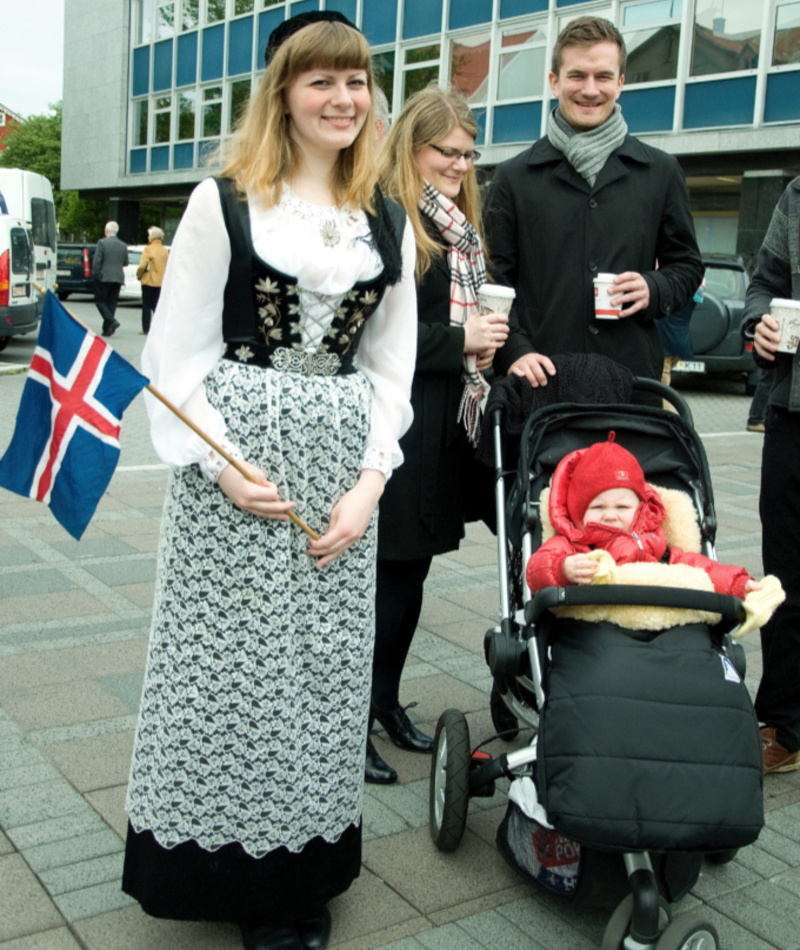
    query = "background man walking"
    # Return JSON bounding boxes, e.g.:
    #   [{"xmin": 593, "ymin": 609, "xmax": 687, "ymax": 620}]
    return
[{"xmin": 92, "ymin": 221, "xmax": 129, "ymax": 337}]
